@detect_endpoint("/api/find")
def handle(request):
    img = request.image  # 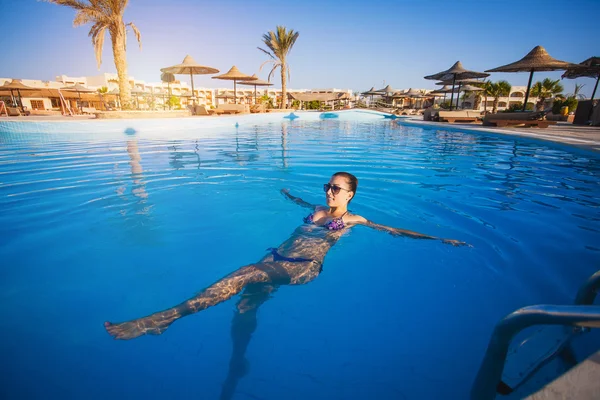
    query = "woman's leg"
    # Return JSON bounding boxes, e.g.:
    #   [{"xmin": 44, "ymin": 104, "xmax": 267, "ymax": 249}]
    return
[
  {"xmin": 219, "ymin": 284, "xmax": 277, "ymax": 400},
  {"xmin": 104, "ymin": 262, "xmax": 289, "ymax": 340}
]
